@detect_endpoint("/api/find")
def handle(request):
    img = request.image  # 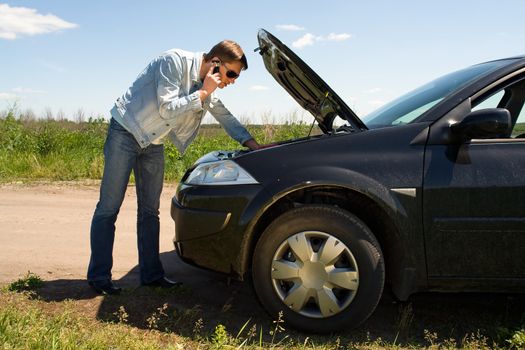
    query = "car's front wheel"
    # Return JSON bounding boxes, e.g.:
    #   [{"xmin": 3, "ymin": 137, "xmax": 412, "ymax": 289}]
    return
[{"xmin": 252, "ymin": 205, "xmax": 384, "ymax": 333}]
